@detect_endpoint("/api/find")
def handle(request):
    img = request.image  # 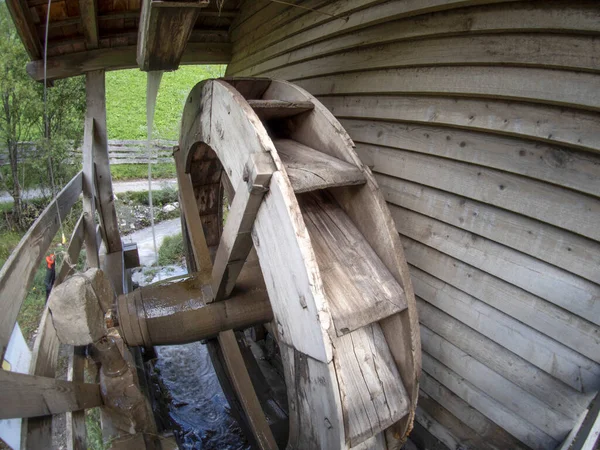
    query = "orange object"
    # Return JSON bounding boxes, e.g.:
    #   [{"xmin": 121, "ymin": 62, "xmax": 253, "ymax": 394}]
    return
[{"xmin": 46, "ymin": 254, "xmax": 55, "ymax": 269}]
